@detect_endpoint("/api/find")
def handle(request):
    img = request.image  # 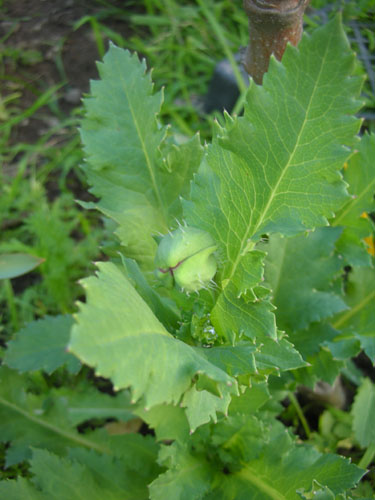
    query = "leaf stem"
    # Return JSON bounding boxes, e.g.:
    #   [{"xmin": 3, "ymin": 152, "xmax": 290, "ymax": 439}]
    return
[
  {"xmin": 358, "ymin": 442, "xmax": 375, "ymax": 470},
  {"xmin": 288, "ymin": 391, "xmax": 311, "ymax": 439},
  {"xmin": 238, "ymin": 465, "xmax": 286, "ymax": 500}
]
